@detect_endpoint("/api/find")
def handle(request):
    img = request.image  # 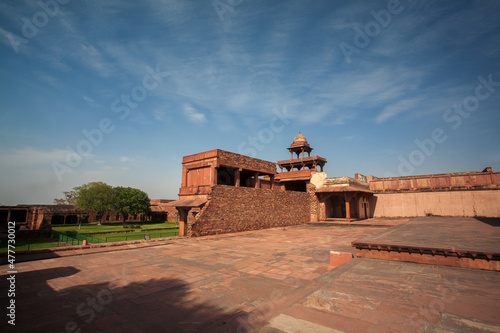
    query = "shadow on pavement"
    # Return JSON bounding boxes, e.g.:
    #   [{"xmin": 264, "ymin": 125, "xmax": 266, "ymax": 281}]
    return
[
  {"xmin": 475, "ymin": 217, "xmax": 500, "ymax": 227},
  {"xmin": 1, "ymin": 266, "xmax": 242, "ymax": 333}
]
